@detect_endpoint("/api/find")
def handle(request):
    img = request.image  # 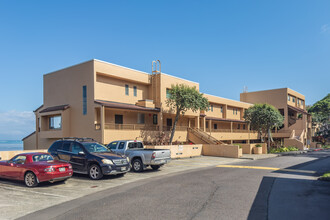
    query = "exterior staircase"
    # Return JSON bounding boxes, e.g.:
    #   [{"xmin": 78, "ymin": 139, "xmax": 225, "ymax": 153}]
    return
[{"xmin": 188, "ymin": 127, "xmax": 223, "ymax": 145}]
